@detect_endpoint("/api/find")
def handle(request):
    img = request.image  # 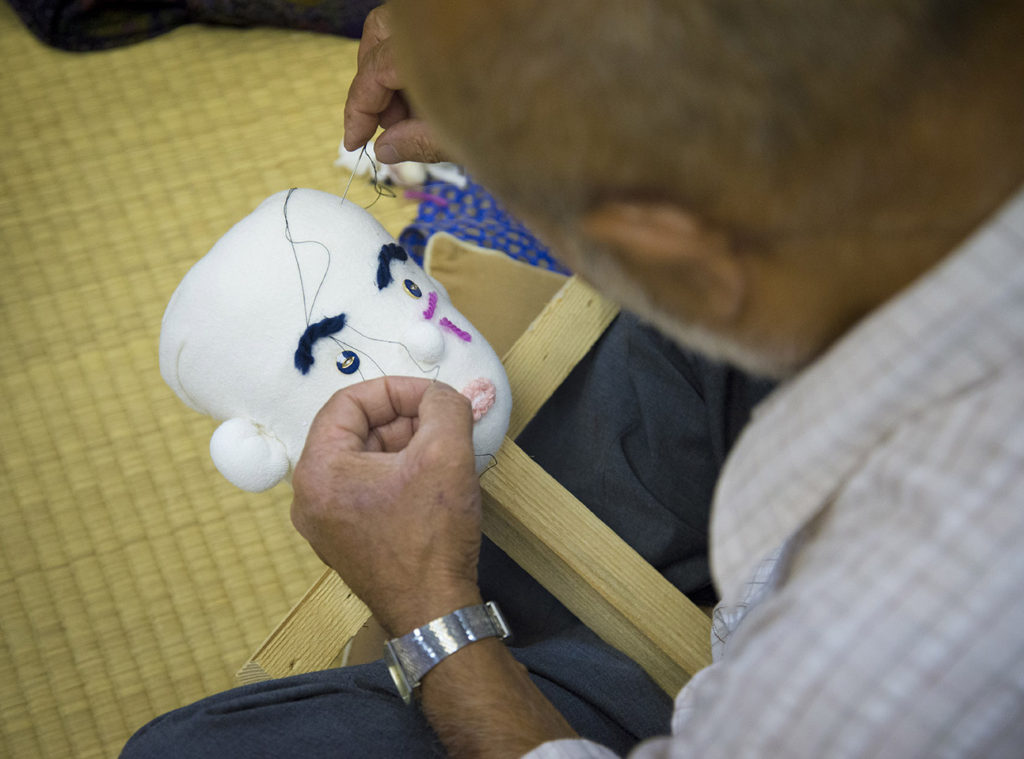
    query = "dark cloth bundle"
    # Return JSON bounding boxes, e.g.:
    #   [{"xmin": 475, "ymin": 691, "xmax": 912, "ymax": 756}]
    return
[{"xmin": 7, "ymin": 0, "xmax": 382, "ymax": 51}]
